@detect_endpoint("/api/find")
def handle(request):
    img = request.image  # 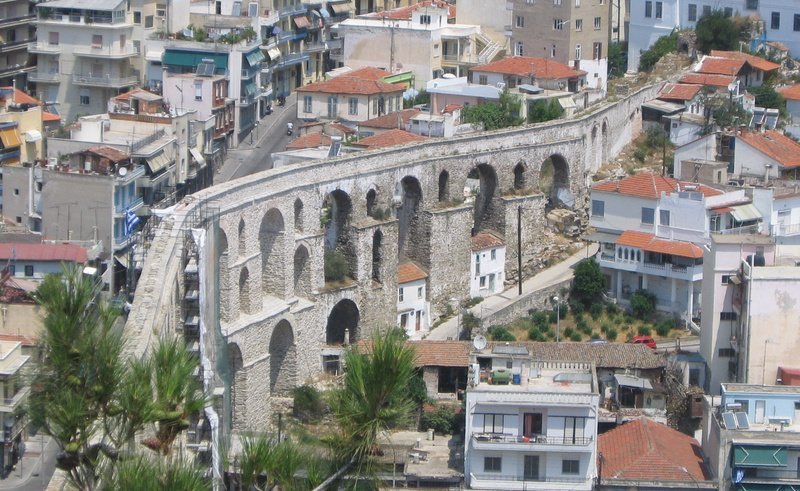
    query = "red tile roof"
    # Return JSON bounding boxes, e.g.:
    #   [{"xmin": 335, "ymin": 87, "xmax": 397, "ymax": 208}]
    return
[
  {"xmin": 407, "ymin": 340, "xmax": 470, "ymax": 367},
  {"xmin": 297, "ymin": 72, "xmax": 406, "ymax": 96},
  {"xmin": 710, "ymin": 50, "xmax": 780, "ymax": 72},
  {"xmin": 779, "ymin": 84, "xmax": 800, "ymax": 101},
  {"xmin": 442, "ymin": 103, "xmax": 462, "ymax": 114},
  {"xmin": 598, "ymin": 419, "xmax": 709, "ymax": 482},
  {"xmin": 616, "ymin": 231, "xmax": 704, "ymax": 259},
  {"xmin": 696, "ymin": 57, "xmax": 746, "ymax": 76},
  {"xmin": 472, "ymin": 56, "xmax": 586, "ymax": 80},
  {"xmin": 0, "ymin": 87, "xmax": 42, "ymax": 106},
  {"xmin": 285, "ymin": 132, "xmax": 332, "ymax": 150},
  {"xmin": 42, "ymin": 111, "xmax": 61, "ymax": 122},
  {"xmin": 344, "ymin": 66, "xmax": 393, "ymax": 81},
  {"xmin": 363, "ymin": 0, "xmax": 455, "ymax": 20},
  {"xmin": 737, "ymin": 130, "xmax": 800, "ymax": 169},
  {"xmin": 657, "ymin": 83, "xmax": 701, "ymax": 102},
  {"xmin": 327, "ymin": 121, "xmax": 356, "ymax": 135},
  {"xmin": 355, "ymin": 128, "xmax": 427, "ymax": 149},
  {"xmin": 398, "ymin": 261, "xmax": 428, "ymax": 283},
  {"xmin": 471, "ymin": 231, "xmax": 504, "ymax": 251},
  {"xmin": 0, "ymin": 243, "xmax": 88, "ymax": 263},
  {"xmin": 678, "ymin": 73, "xmax": 737, "ymax": 88},
  {"xmin": 592, "ymin": 172, "xmax": 722, "ymax": 199},
  {"xmin": 360, "ymin": 108, "xmax": 420, "ymax": 129},
  {"xmin": 86, "ymin": 145, "xmax": 130, "ymax": 163}
]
